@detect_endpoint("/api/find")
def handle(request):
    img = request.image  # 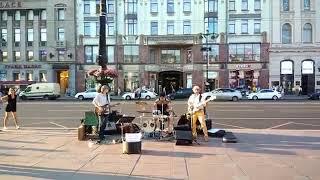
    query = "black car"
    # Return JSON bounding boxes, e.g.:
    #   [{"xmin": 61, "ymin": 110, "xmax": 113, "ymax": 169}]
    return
[
  {"xmin": 308, "ymin": 92, "xmax": 320, "ymax": 100},
  {"xmin": 167, "ymin": 88, "xmax": 193, "ymax": 100}
]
